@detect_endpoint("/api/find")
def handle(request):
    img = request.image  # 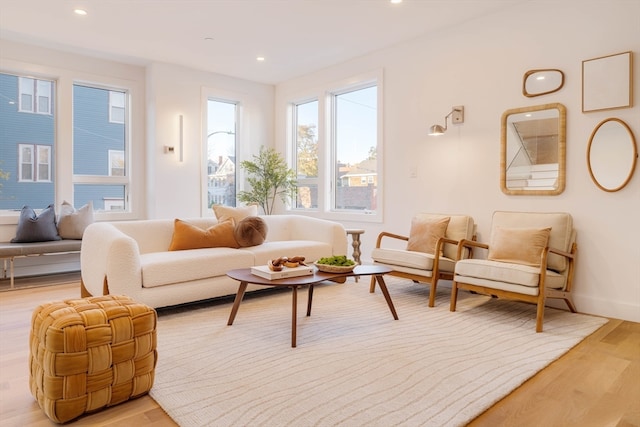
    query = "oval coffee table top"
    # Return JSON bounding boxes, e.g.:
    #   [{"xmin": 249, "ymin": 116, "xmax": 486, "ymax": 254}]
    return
[{"xmin": 227, "ymin": 264, "xmax": 392, "ymax": 287}]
